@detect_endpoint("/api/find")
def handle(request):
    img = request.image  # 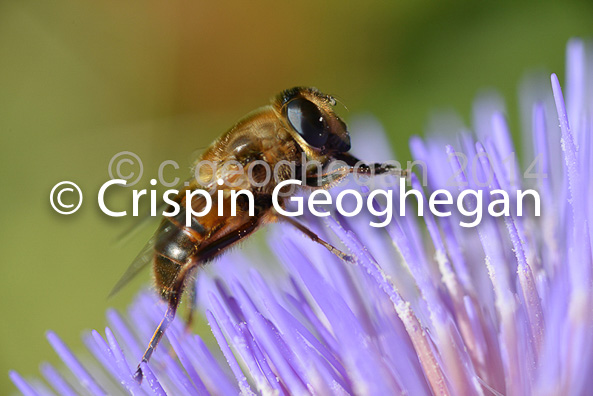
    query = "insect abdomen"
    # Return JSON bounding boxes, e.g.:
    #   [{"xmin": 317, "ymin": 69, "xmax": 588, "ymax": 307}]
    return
[{"xmin": 153, "ymin": 220, "xmax": 198, "ymax": 300}]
